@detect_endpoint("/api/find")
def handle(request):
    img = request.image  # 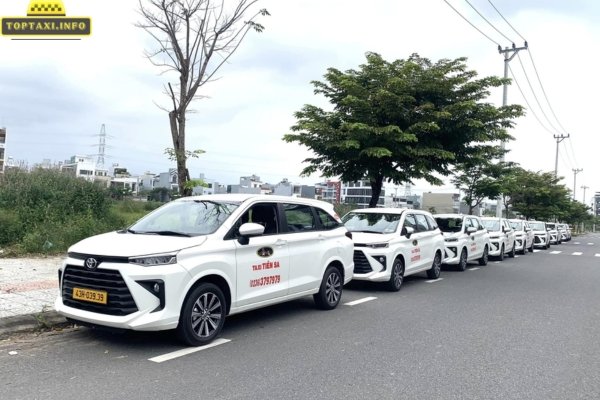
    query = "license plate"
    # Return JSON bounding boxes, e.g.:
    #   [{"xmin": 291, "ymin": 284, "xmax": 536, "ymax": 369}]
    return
[{"xmin": 73, "ymin": 287, "xmax": 108, "ymax": 304}]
